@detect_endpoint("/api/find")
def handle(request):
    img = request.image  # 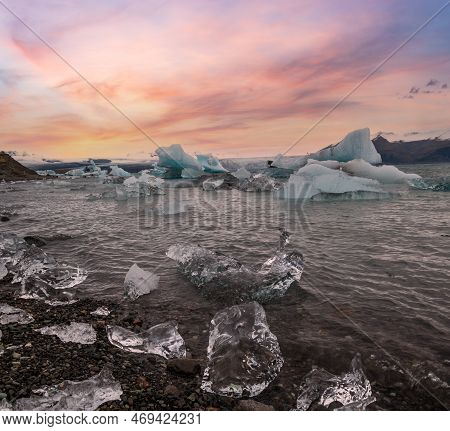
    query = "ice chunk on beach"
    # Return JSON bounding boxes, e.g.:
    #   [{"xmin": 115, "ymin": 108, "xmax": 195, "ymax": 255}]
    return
[
  {"xmin": 309, "ymin": 128, "xmax": 382, "ymax": 164},
  {"xmin": 202, "ymin": 178, "xmax": 224, "ymax": 191},
  {"xmin": 0, "ymin": 304, "xmax": 34, "ymax": 325},
  {"xmin": 231, "ymin": 167, "xmax": 252, "ymax": 180},
  {"xmin": 106, "ymin": 322, "xmax": 186, "ymax": 359},
  {"xmin": 278, "ymin": 164, "xmax": 388, "ymax": 201},
  {"xmin": 201, "ymin": 301, "xmax": 283, "ymax": 398},
  {"xmin": 342, "ymin": 159, "xmax": 421, "ymax": 184},
  {"xmin": 12, "ymin": 368, "xmax": 122, "ymax": 411},
  {"xmin": 109, "ymin": 165, "xmax": 131, "ymax": 178},
  {"xmin": 167, "ymin": 229, "xmax": 304, "ymax": 303},
  {"xmin": 36, "ymin": 322, "xmax": 96, "ymax": 344},
  {"xmin": 295, "ymin": 354, "xmax": 375, "ymax": 411},
  {"xmin": 196, "ymin": 154, "xmax": 228, "ymax": 173},
  {"xmin": 91, "ymin": 306, "xmax": 110, "ymax": 316},
  {"xmin": 239, "ymin": 173, "xmax": 278, "ymax": 192},
  {"xmin": 156, "ymin": 144, "xmax": 203, "ymax": 171},
  {"xmin": 124, "ymin": 263, "xmax": 159, "ymax": 300}
]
